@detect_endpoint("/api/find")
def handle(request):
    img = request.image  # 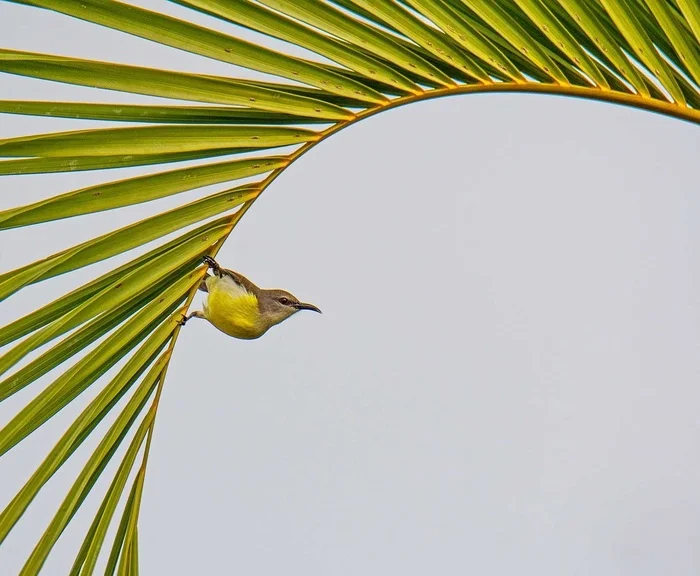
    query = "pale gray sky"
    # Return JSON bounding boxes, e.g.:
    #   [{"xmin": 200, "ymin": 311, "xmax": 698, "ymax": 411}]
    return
[{"xmin": 2, "ymin": 2, "xmax": 700, "ymax": 575}]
